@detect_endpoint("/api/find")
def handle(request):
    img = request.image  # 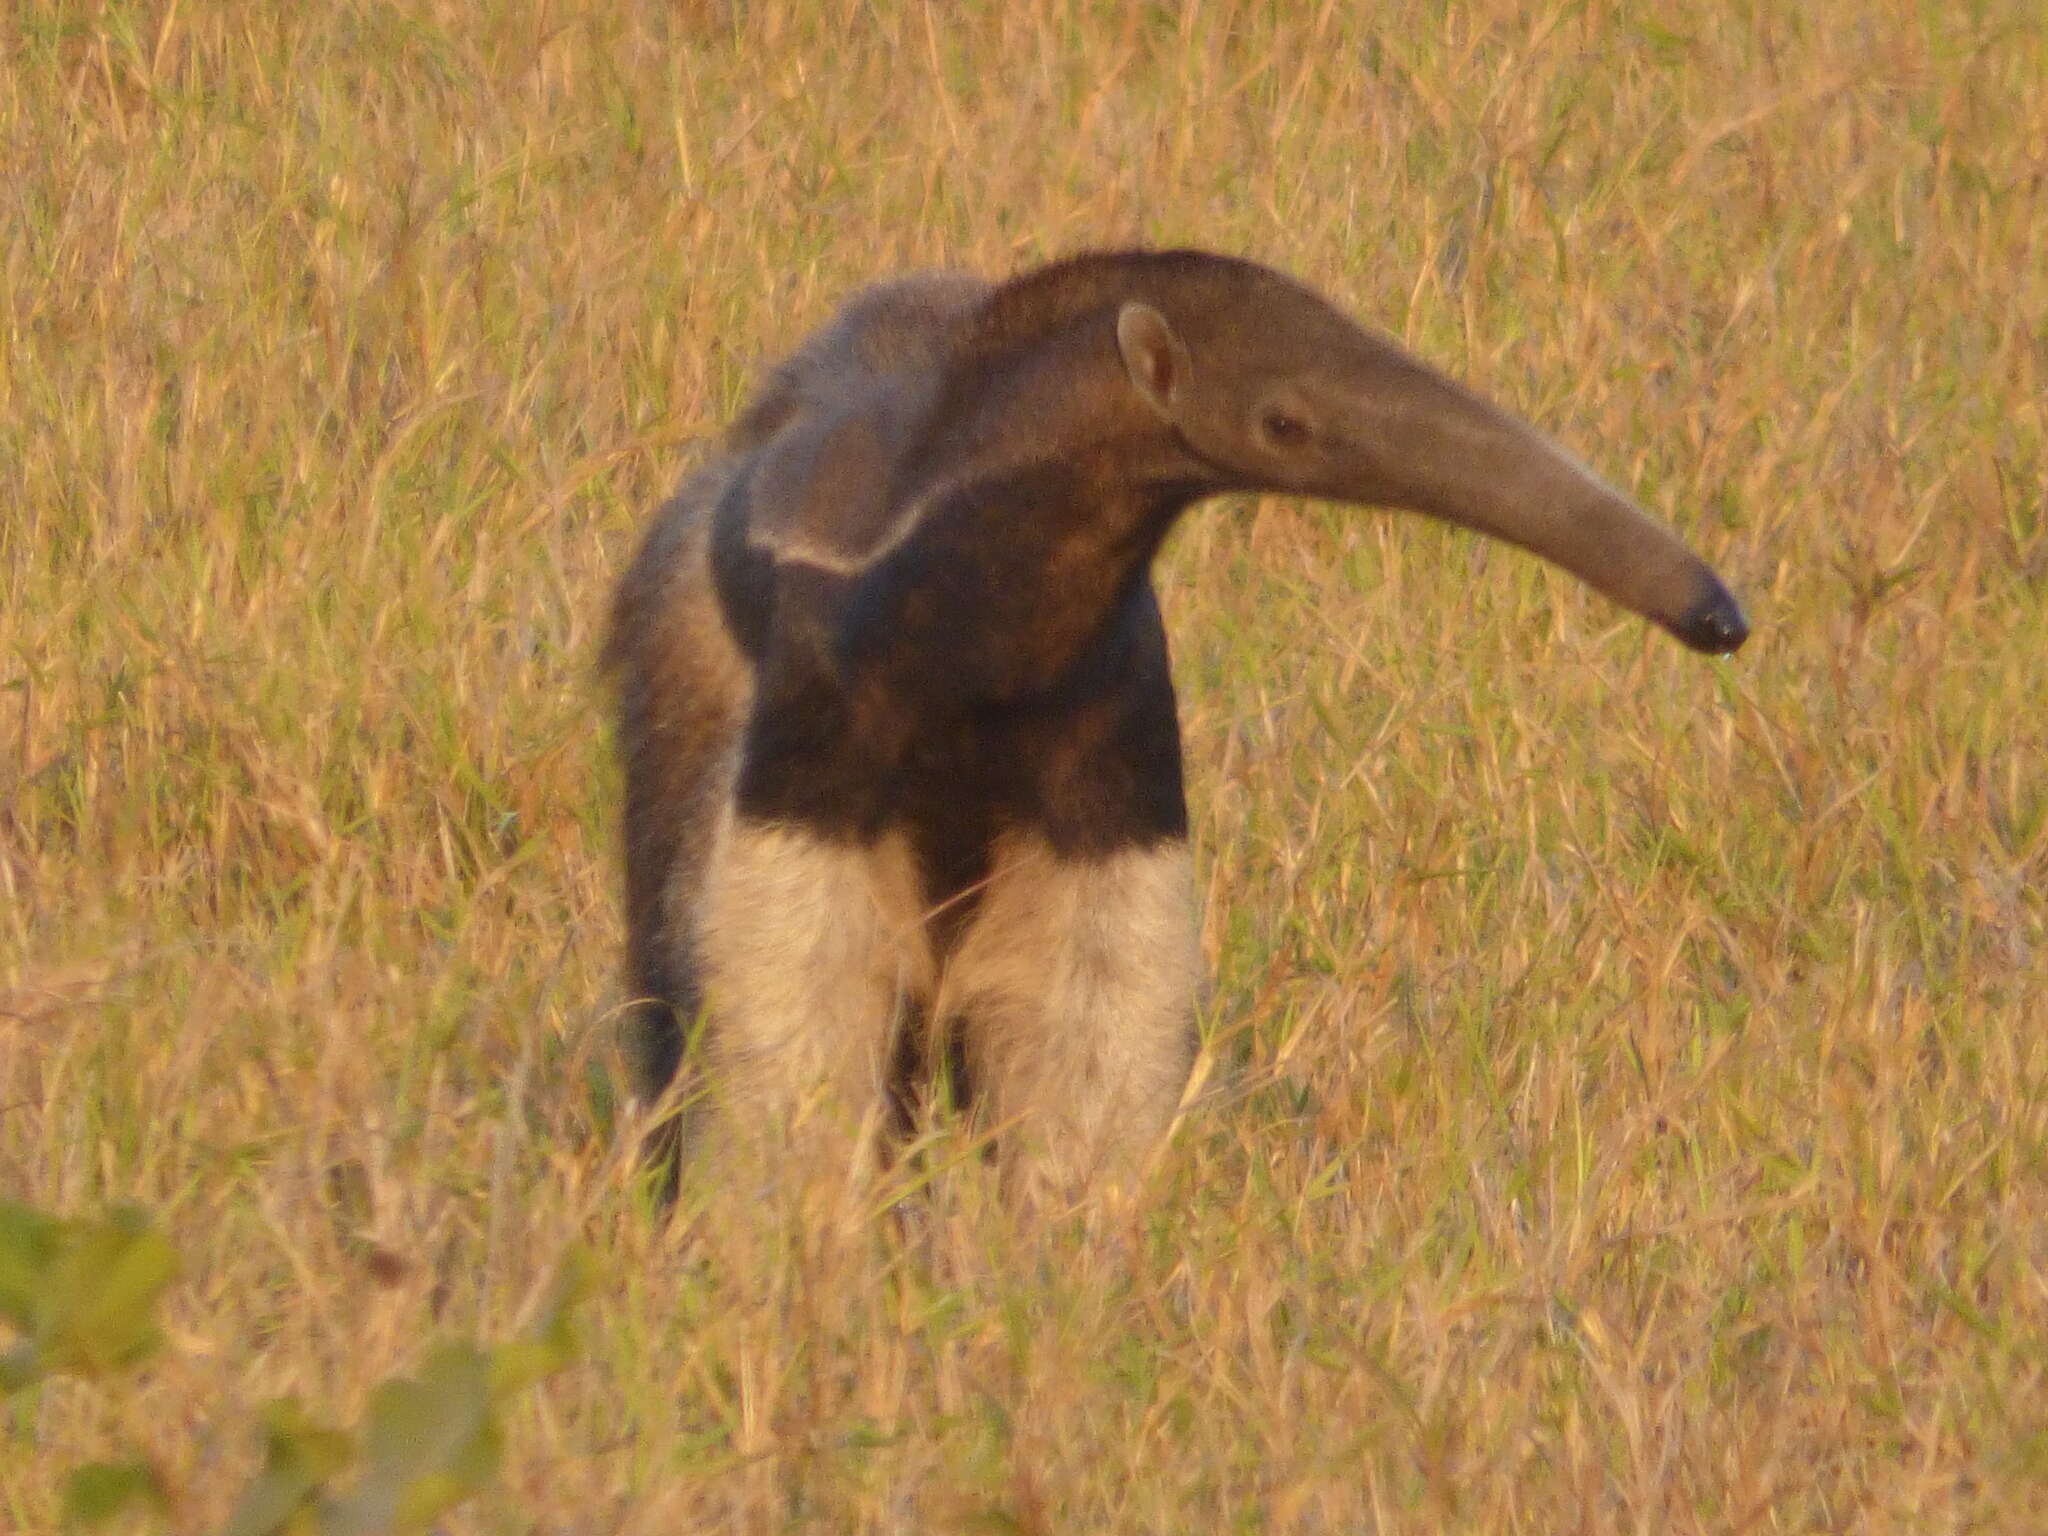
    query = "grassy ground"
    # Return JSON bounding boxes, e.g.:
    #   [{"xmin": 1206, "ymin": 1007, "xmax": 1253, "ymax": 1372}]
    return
[{"xmin": 5, "ymin": 0, "xmax": 2046, "ymax": 1528}]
